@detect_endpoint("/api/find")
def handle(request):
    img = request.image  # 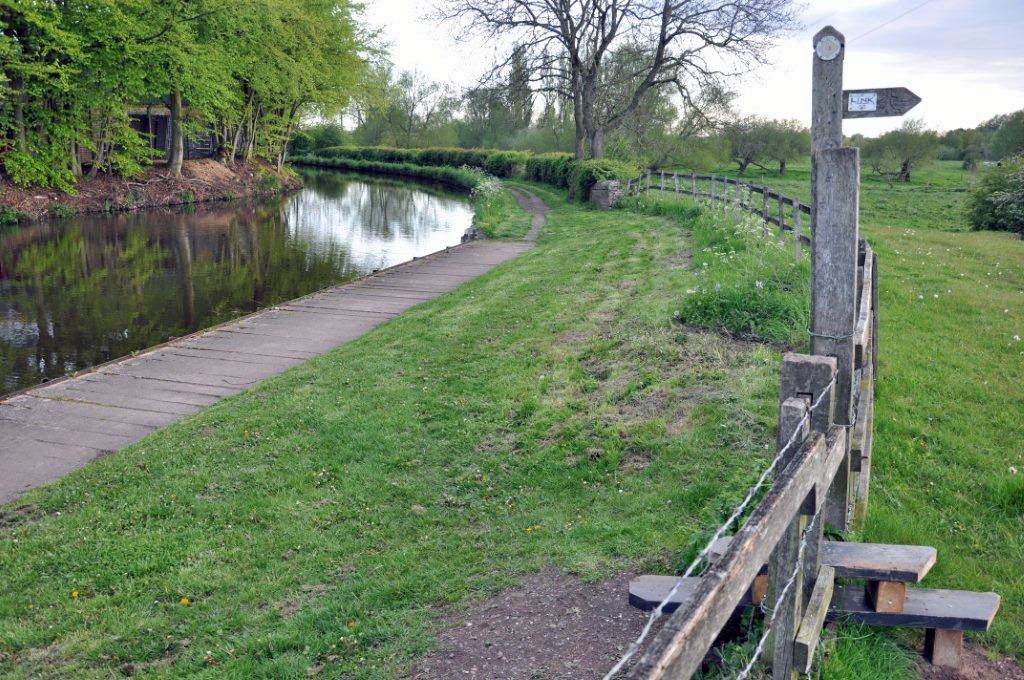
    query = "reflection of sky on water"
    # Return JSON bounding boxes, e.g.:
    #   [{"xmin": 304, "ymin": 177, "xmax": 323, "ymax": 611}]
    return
[
  {"xmin": 0, "ymin": 172, "xmax": 474, "ymax": 396},
  {"xmin": 283, "ymin": 180, "xmax": 473, "ymax": 272}
]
